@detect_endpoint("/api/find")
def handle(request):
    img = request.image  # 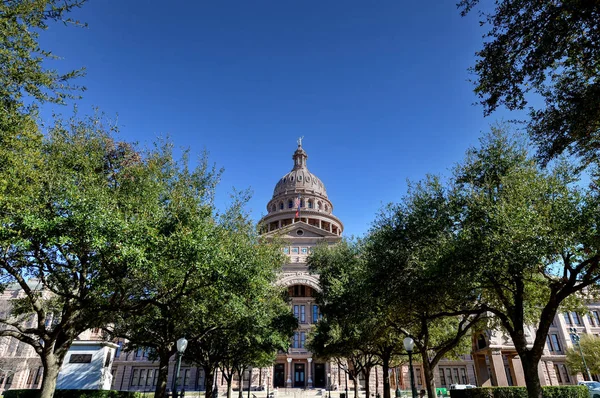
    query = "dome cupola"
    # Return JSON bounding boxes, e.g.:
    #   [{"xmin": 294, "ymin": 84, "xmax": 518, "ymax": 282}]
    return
[{"xmin": 260, "ymin": 138, "xmax": 343, "ymax": 237}]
